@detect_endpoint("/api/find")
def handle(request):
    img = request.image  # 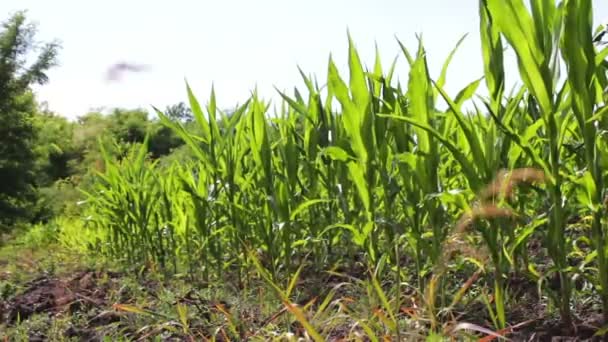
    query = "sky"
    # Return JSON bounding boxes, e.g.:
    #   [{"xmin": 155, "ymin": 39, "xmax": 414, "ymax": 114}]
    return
[{"xmin": 1, "ymin": 0, "xmax": 607, "ymax": 119}]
